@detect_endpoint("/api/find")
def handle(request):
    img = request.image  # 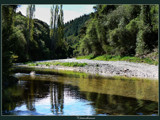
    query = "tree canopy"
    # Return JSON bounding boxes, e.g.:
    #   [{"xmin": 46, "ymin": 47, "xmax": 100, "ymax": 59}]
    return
[{"xmin": 77, "ymin": 5, "xmax": 158, "ymax": 58}]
